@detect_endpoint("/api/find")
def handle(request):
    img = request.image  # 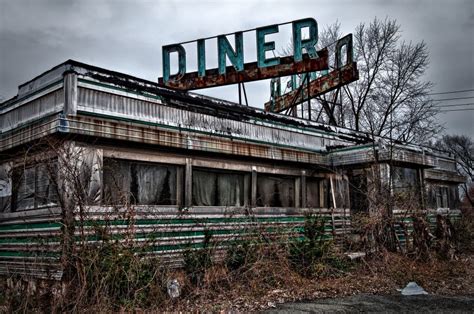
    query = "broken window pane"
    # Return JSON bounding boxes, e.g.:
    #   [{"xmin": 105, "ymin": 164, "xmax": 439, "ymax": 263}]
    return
[
  {"xmin": 256, "ymin": 174, "xmax": 294, "ymax": 207},
  {"xmin": 192, "ymin": 169, "xmax": 246, "ymax": 206}
]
